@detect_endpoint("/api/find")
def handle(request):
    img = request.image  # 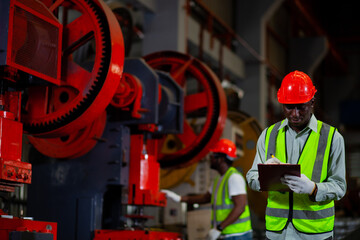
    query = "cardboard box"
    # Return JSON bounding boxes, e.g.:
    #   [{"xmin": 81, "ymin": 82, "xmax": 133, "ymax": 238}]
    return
[{"xmin": 187, "ymin": 209, "xmax": 211, "ymax": 240}]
